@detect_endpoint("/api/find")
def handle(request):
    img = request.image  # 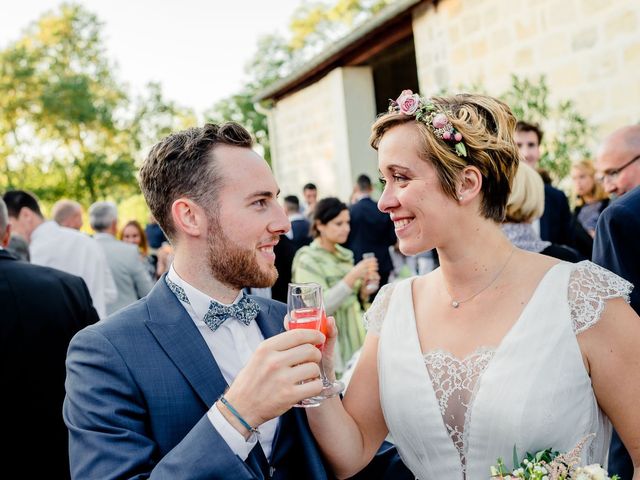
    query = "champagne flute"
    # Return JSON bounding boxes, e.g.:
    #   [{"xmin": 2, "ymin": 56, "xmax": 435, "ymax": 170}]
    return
[
  {"xmin": 287, "ymin": 282, "xmax": 324, "ymax": 408},
  {"xmin": 287, "ymin": 283, "xmax": 345, "ymax": 406},
  {"xmin": 362, "ymin": 252, "xmax": 379, "ymax": 293}
]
